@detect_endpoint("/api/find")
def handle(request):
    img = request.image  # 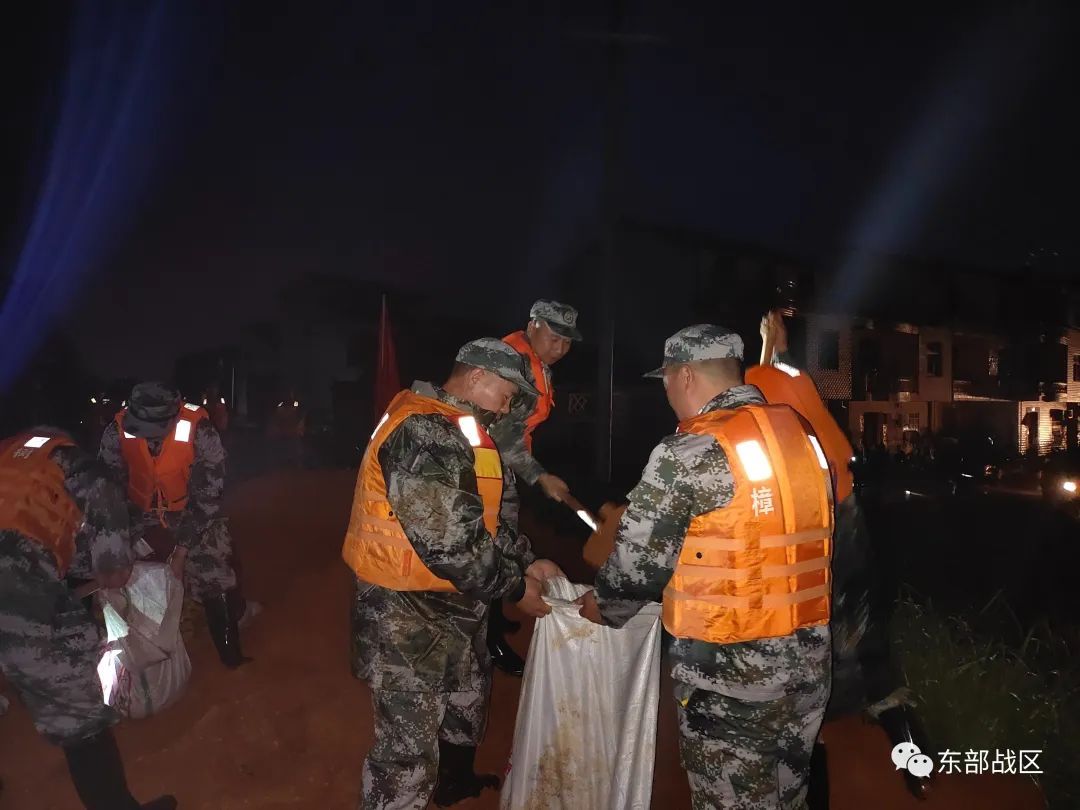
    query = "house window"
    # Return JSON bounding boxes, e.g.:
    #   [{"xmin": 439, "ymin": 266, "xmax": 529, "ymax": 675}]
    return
[
  {"xmin": 989, "ymin": 351, "xmax": 1000, "ymax": 378},
  {"xmin": 926, "ymin": 342, "xmax": 943, "ymax": 377},
  {"xmin": 906, "ymin": 412, "xmax": 920, "ymax": 430},
  {"xmin": 1073, "ymin": 354, "xmax": 1080, "ymax": 383},
  {"xmin": 818, "ymin": 330, "xmax": 840, "ymax": 371}
]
